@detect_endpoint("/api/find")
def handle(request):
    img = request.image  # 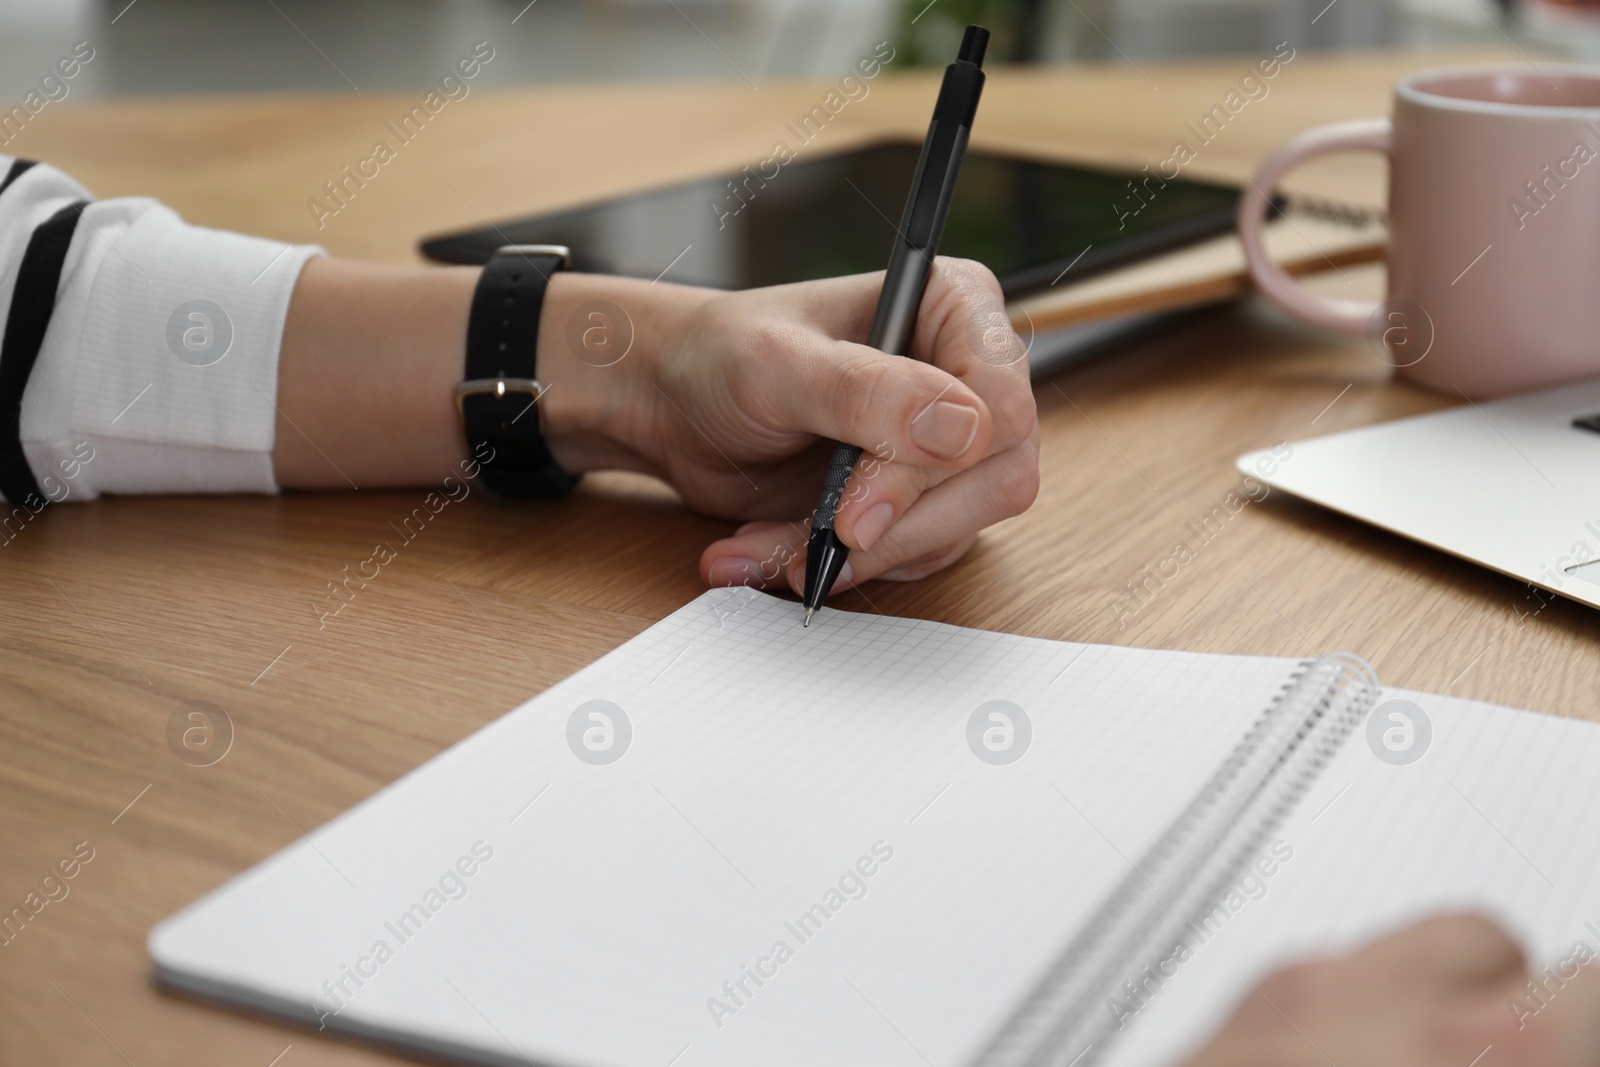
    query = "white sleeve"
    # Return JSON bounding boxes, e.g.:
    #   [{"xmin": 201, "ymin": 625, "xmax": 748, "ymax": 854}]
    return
[{"xmin": 0, "ymin": 154, "xmax": 323, "ymax": 503}]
